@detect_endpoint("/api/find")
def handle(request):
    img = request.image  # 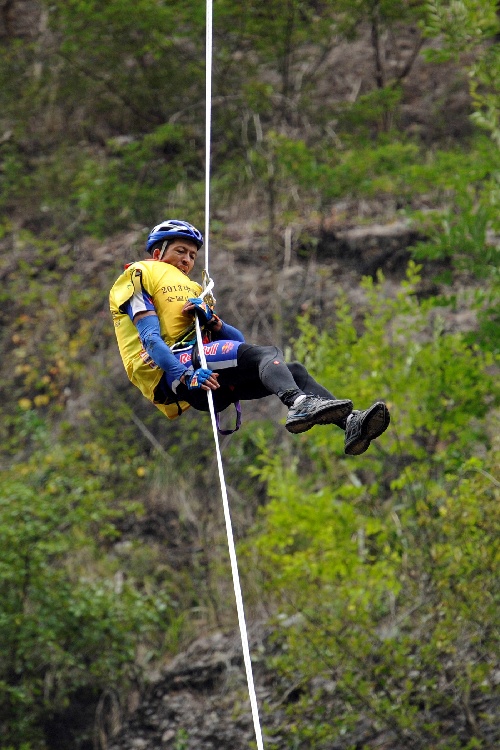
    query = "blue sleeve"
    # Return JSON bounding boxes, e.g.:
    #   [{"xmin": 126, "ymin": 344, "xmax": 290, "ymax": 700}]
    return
[
  {"xmin": 135, "ymin": 315, "xmax": 187, "ymax": 394},
  {"xmin": 212, "ymin": 320, "xmax": 245, "ymax": 342}
]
